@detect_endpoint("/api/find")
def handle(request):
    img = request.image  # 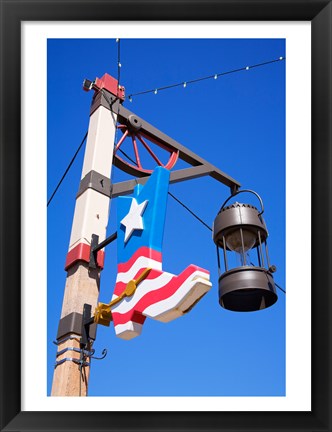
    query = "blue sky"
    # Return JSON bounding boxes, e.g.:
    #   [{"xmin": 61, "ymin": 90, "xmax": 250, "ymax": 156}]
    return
[{"xmin": 47, "ymin": 38, "xmax": 285, "ymax": 397}]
